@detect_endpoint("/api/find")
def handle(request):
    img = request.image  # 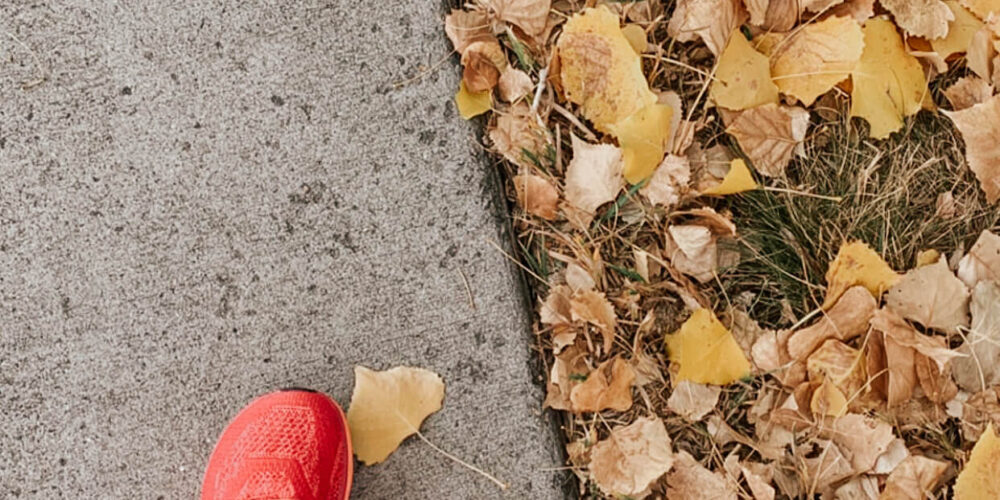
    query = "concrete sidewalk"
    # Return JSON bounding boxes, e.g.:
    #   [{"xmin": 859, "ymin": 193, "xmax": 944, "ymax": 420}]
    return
[{"xmin": 0, "ymin": 1, "xmax": 563, "ymax": 498}]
